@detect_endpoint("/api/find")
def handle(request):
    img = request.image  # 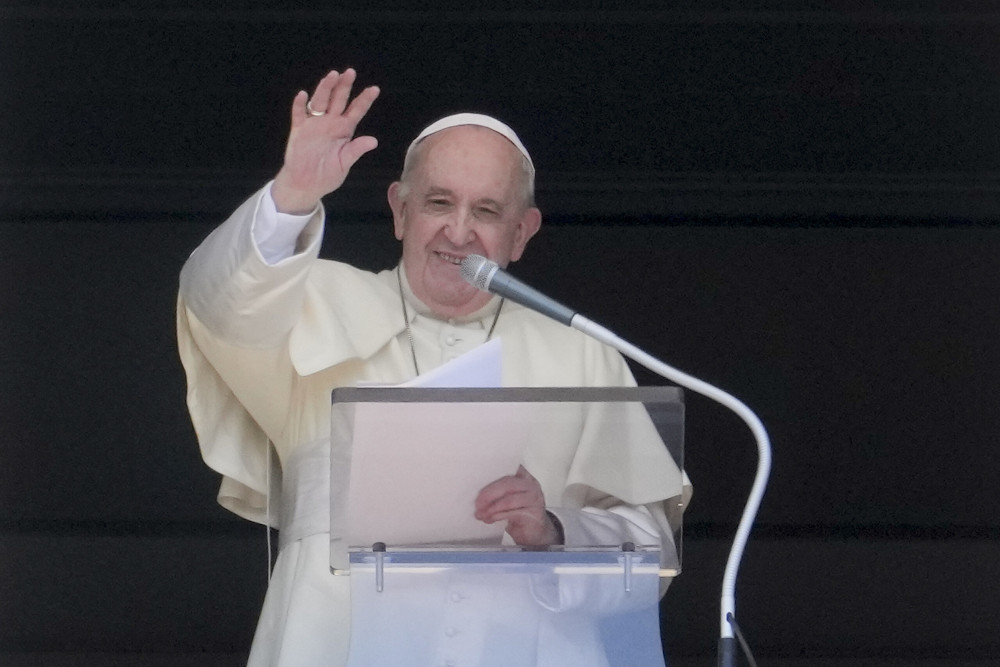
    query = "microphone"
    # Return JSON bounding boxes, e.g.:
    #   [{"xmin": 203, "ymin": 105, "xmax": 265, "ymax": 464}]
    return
[
  {"xmin": 460, "ymin": 252, "xmax": 771, "ymax": 667},
  {"xmin": 460, "ymin": 254, "xmax": 576, "ymax": 326}
]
